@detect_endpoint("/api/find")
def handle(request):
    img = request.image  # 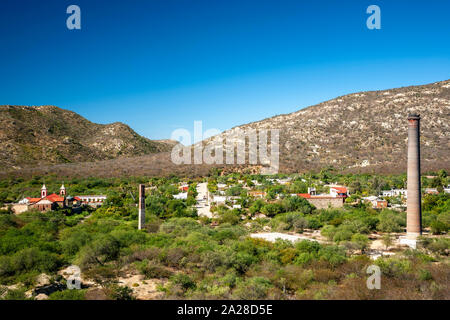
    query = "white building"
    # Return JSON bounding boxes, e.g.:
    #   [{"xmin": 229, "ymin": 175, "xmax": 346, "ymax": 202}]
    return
[
  {"xmin": 173, "ymin": 192, "xmax": 188, "ymax": 200},
  {"xmin": 381, "ymin": 189, "xmax": 407, "ymax": 198},
  {"xmin": 77, "ymin": 195, "xmax": 107, "ymax": 205},
  {"xmin": 276, "ymin": 178, "xmax": 292, "ymax": 185},
  {"xmin": 212, "ymin": 195, "xmax": 227, "ymax": 204},
  {"xmin": 329, "ymin": 186, "xmax": 348, "ymax": 198},
  {"xmin": 18, "ymin": 198, "xmax": 30, "ymax": 204}
]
